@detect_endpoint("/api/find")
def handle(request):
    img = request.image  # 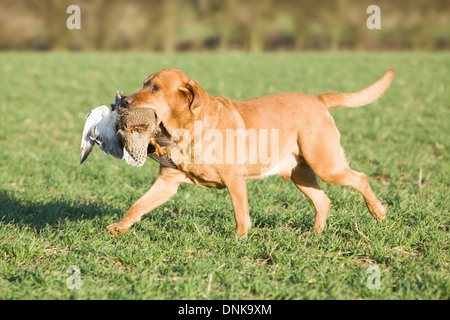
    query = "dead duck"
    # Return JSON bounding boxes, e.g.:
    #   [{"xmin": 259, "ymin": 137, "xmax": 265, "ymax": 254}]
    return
[
  {"xmin": 115, "ymin": 107, "xmax": 175, "ymax": 167},
  {"xmin": 80, "ymin": 91, "xmax": 177, "ymax": 169}
]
